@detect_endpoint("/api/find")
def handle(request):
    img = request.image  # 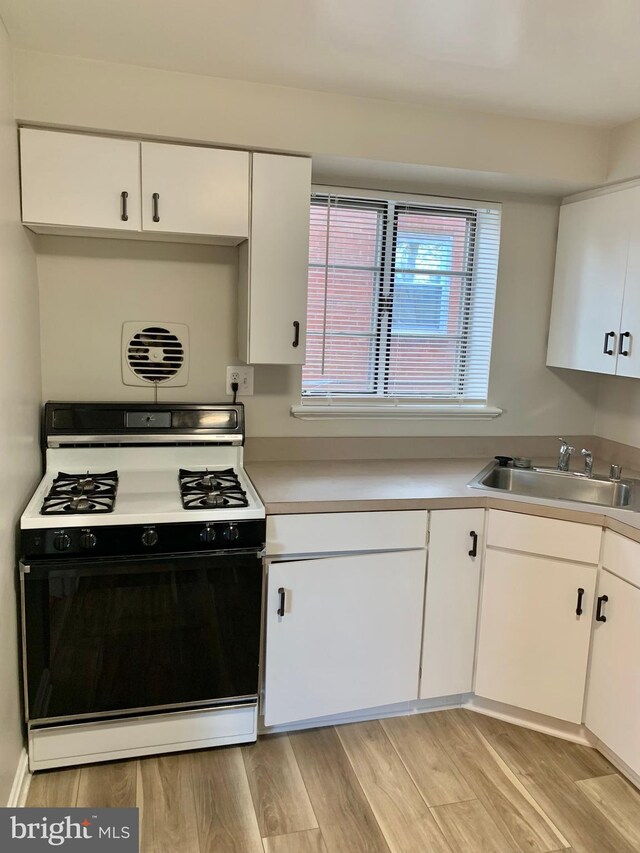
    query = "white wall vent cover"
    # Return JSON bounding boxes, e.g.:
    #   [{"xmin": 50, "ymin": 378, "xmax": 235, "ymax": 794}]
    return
[{"xmin": 122, "ymin": 322, "xmax": 189, "ymax": 387}]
